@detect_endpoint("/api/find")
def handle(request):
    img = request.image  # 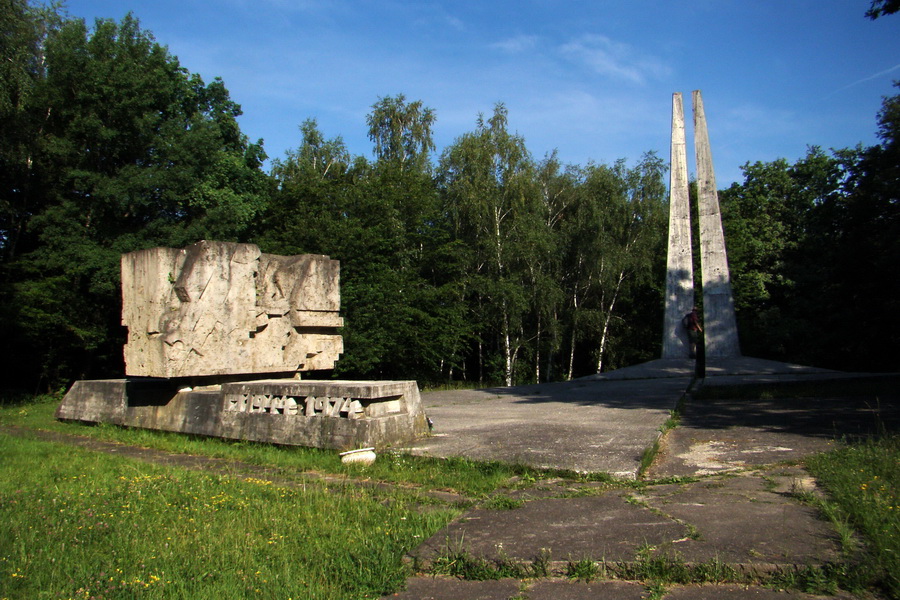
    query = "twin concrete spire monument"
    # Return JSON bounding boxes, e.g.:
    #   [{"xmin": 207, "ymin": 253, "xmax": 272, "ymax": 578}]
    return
[{"xmin": 662, "ymin": 91, "xmax": 741, "ymax": 359}]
